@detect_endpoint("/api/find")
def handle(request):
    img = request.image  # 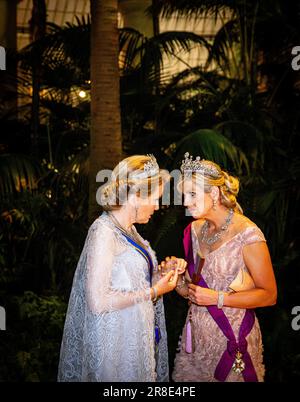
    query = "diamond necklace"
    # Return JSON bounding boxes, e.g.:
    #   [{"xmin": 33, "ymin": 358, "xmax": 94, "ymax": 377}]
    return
[{"xmin": 201, "ymin": 208, "xmax": 234, "ymax": 246}]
